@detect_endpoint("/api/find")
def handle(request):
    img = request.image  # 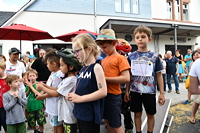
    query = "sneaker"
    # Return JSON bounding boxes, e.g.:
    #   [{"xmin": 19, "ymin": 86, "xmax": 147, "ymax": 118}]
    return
[
  {"xmin": 125, "ymin": 129, "xmax": 133, "ymax": 133},
  {"xmin": 168, "ymin": 90, "xmax": 172, "ymax": 93},
  {"xmin": 176, "ymin": 90, "xmax": 180, "ymax": 94},
  {"xmin": 183, "ymin": 100, "xmax": 191, "ymax": 104}
]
